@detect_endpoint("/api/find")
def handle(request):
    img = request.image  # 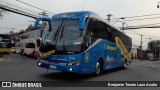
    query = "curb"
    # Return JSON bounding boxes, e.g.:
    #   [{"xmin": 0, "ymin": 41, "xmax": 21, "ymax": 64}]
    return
[{"xmin": 0, "ymin": 58, "xmax": 5, "ymax": 63}]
